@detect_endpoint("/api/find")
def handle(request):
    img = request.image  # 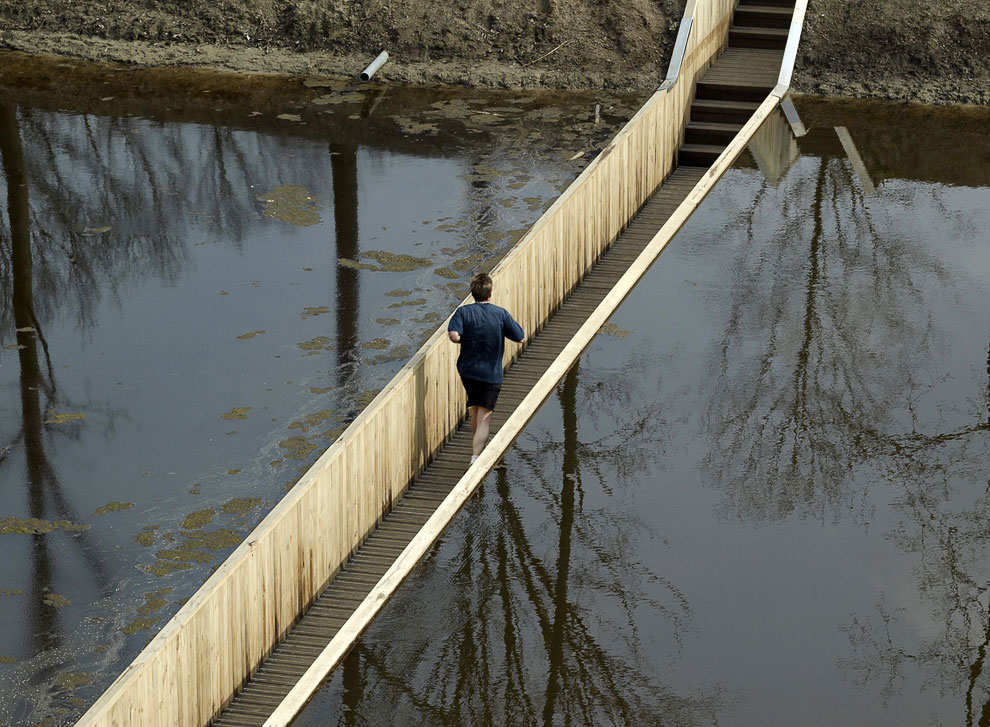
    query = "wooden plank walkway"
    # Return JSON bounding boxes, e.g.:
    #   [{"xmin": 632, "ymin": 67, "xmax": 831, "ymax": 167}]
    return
[
  {"xmin": 212, "ymin": 166, "xmax": 706, "ymax": 727},
  {"xmin": 211, "ymin": 23, "xmax": 788, "ymax": 727}
]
